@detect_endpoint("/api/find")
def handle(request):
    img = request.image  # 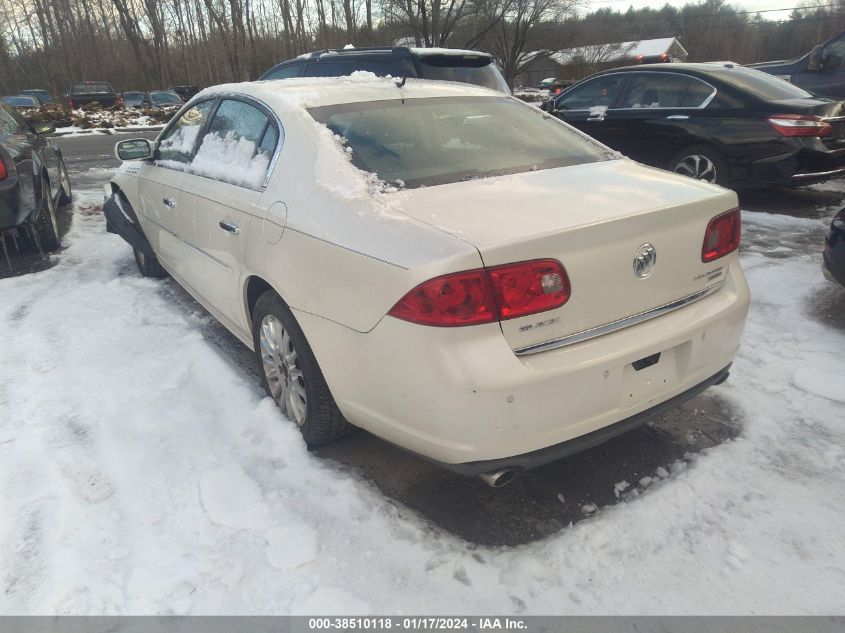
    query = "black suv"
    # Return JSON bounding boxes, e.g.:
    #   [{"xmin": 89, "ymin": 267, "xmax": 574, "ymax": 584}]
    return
[{"xmin": 259, "ymin": 47, "xmax": 510, "ymax": 93}]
